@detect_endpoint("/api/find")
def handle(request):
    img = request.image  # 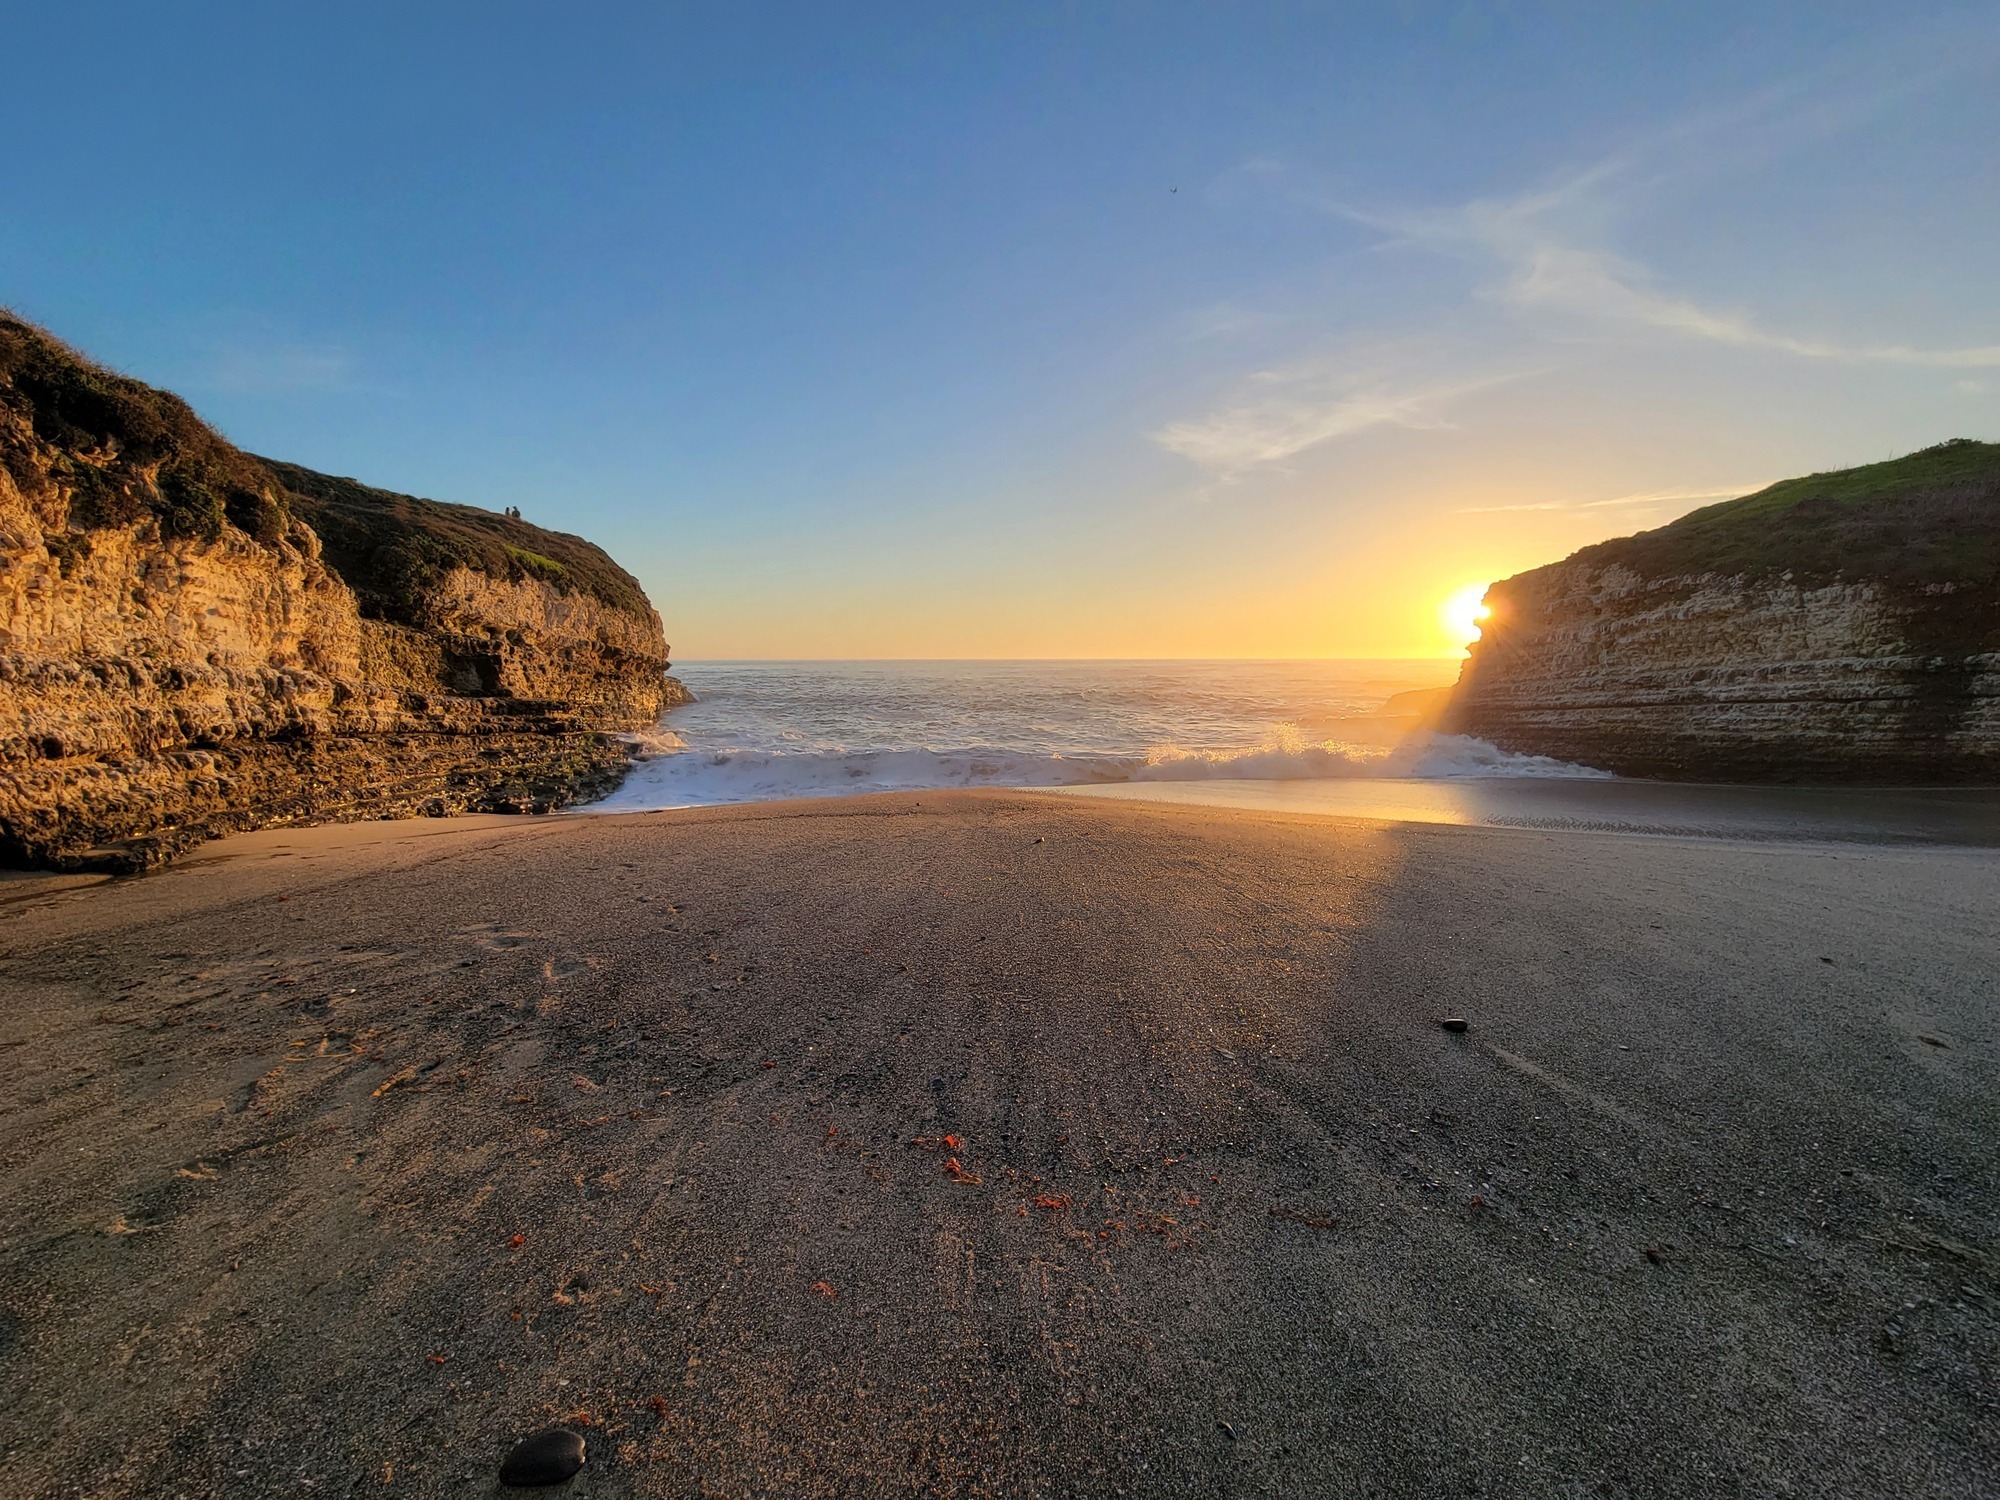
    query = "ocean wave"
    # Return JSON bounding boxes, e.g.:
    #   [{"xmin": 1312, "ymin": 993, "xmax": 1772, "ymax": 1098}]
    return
[
  {"xmin": 615, "ymin": 726, "xmax": 689, "ymax": 756},
  {"xmin": 590, "ymin": 733, "xmax": 1608, "ymax": 811}
]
